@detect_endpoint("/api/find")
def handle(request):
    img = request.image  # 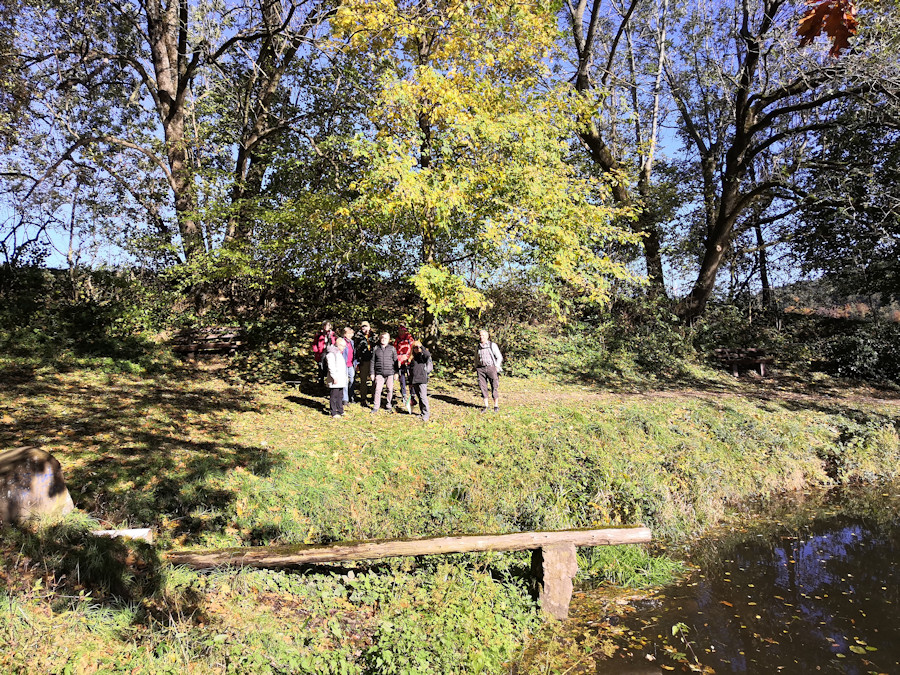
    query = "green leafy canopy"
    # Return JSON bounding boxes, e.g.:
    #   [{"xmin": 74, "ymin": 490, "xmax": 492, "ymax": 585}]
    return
[{"xmin": 330, "ymin": 0, "xmax": 642, "ymax": 320}]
